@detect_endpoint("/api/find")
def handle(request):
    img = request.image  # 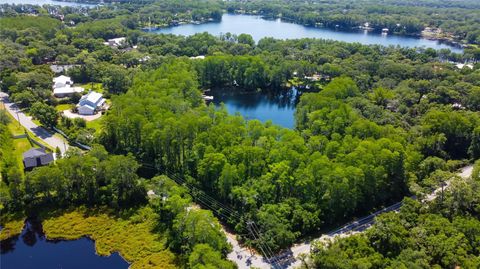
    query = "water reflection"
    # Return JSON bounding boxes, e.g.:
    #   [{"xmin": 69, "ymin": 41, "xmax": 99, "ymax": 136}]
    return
[
  {"xmin": 1, "ymin": 219, "xmax": 128, "ymax": 269},
  {"xmin": 211, "ymin": 88, "xmax": 299, "ymax": 128},
  {"xmin": 154, "ymin": 14, "xmax": 463, "ymax": 53}
]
